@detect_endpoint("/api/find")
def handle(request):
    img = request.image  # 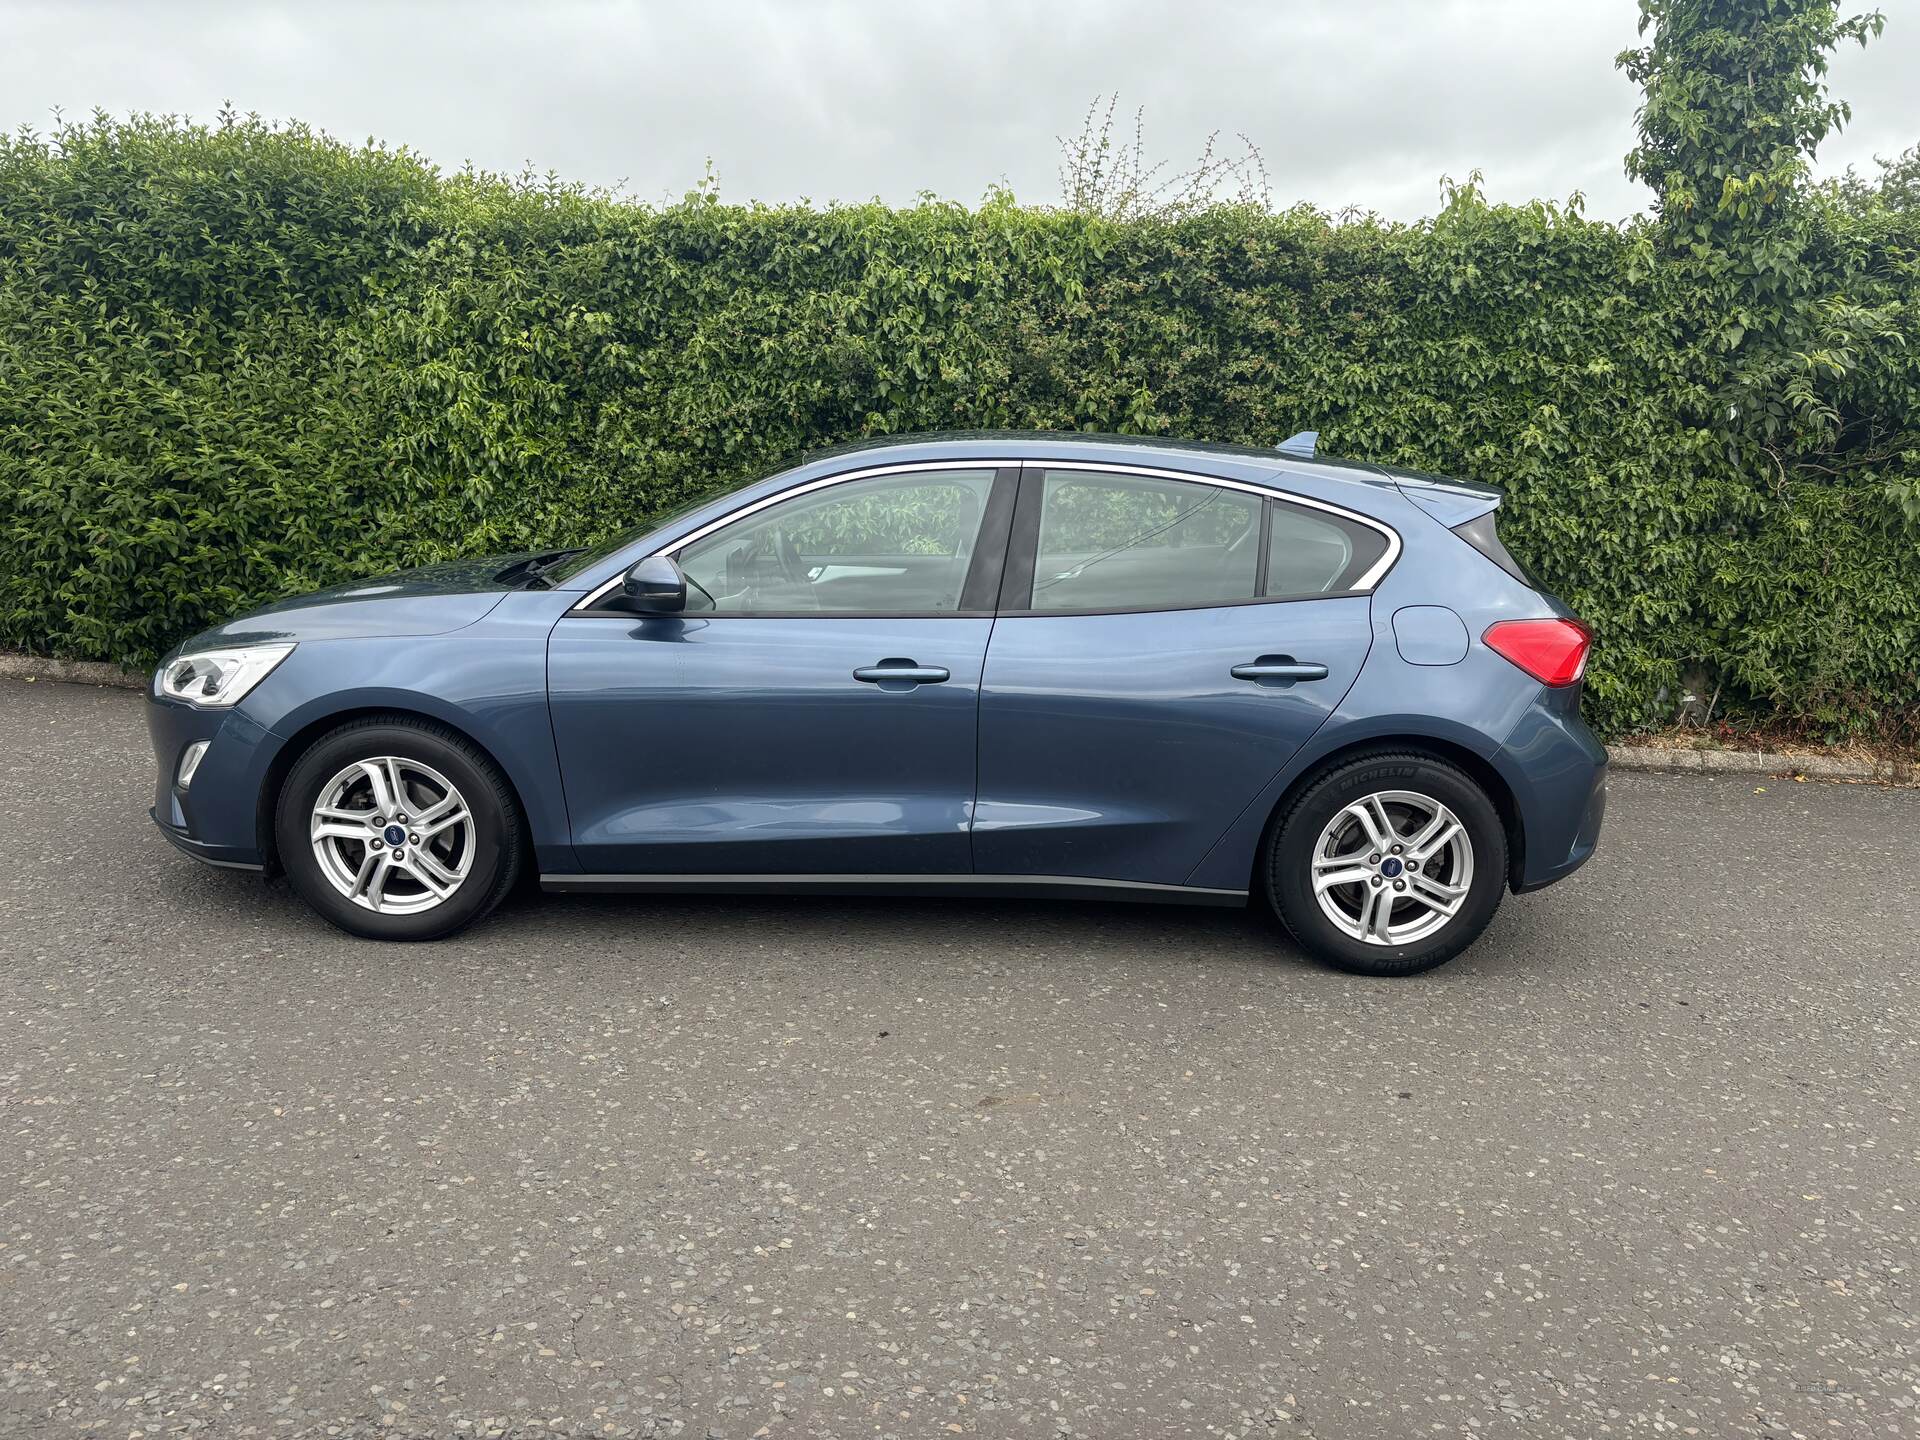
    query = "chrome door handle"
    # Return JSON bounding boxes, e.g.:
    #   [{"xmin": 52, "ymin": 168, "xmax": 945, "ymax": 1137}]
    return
[
  {"xmin": 1231, "ymin": 658, "xmax": 1329, "ymax": 683},
  {"xmin": 853, "ymin": 660, "xmax": 951, "ymax": 687}
]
